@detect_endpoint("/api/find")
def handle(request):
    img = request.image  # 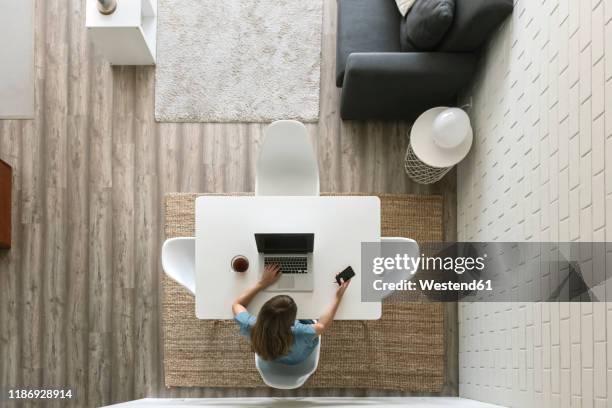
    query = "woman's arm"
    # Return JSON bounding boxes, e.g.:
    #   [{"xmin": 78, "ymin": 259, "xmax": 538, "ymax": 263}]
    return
[
  {"xmin": 232, "ymin": 264, "xmax": 281, "ymax": 316},
  {"xmin": 313, "ymin": 276, "xmax": 351, "ymax": 335}
]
